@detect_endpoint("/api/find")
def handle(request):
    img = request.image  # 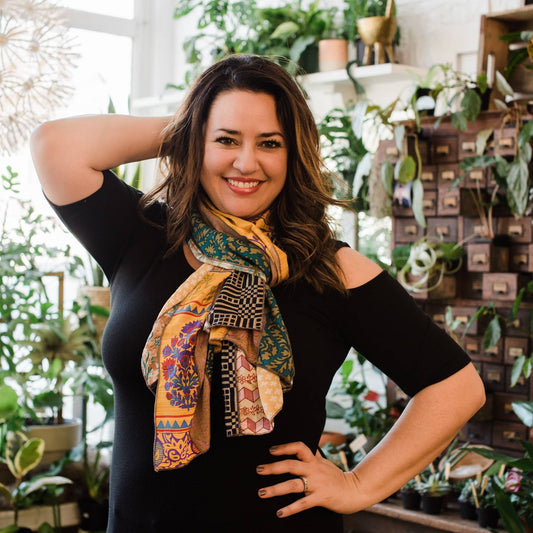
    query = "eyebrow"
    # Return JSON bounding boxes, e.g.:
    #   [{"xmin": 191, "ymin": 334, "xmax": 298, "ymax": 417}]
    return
[{"xmin": 215, "ymin": 128, "xmax": 284, "ymax": 138}]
